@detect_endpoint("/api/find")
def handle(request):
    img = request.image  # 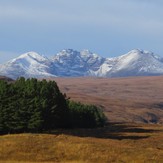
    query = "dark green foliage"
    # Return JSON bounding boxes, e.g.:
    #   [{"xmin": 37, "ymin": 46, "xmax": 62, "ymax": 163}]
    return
[
  {"xmin": 68, "ymin": 101, "xmax": 106, "ymax": 128},
  {"xmin": 0, "ymin": 77, "xmax": 106, "ymax": 134},
  {"xmin": 0, "ymin": 77, "xmax": 68, "ymax": 134}
]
